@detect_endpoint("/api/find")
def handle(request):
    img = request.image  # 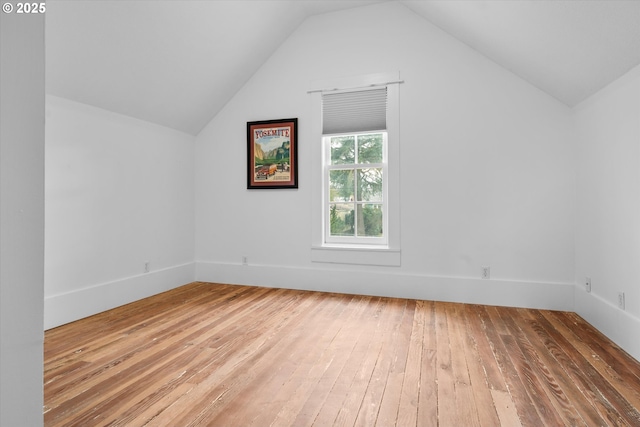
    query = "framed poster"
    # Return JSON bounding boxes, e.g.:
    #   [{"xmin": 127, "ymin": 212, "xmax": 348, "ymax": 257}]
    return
[{"xmin": 247, "ymin": 118, "xmax": 298, "ymax": 189}]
